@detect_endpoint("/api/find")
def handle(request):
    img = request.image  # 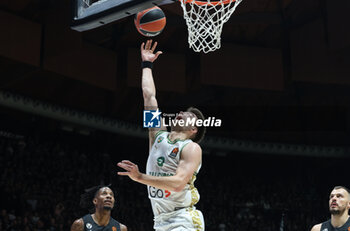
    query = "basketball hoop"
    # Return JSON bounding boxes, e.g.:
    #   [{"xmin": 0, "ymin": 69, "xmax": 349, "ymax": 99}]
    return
[{"xmin": 179, "ymin": 0, "xmax": 243, "ymax": 53}]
